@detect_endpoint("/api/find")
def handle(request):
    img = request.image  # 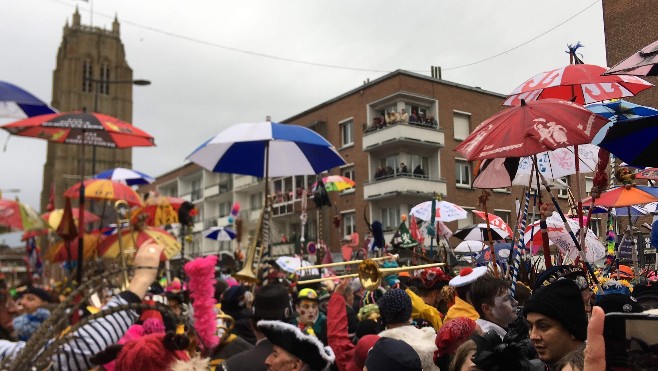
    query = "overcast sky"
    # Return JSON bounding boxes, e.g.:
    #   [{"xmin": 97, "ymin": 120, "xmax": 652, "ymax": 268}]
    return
[{"xmin": 0, "ymin": 0, "xmax": 607, "ymax": 244}]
